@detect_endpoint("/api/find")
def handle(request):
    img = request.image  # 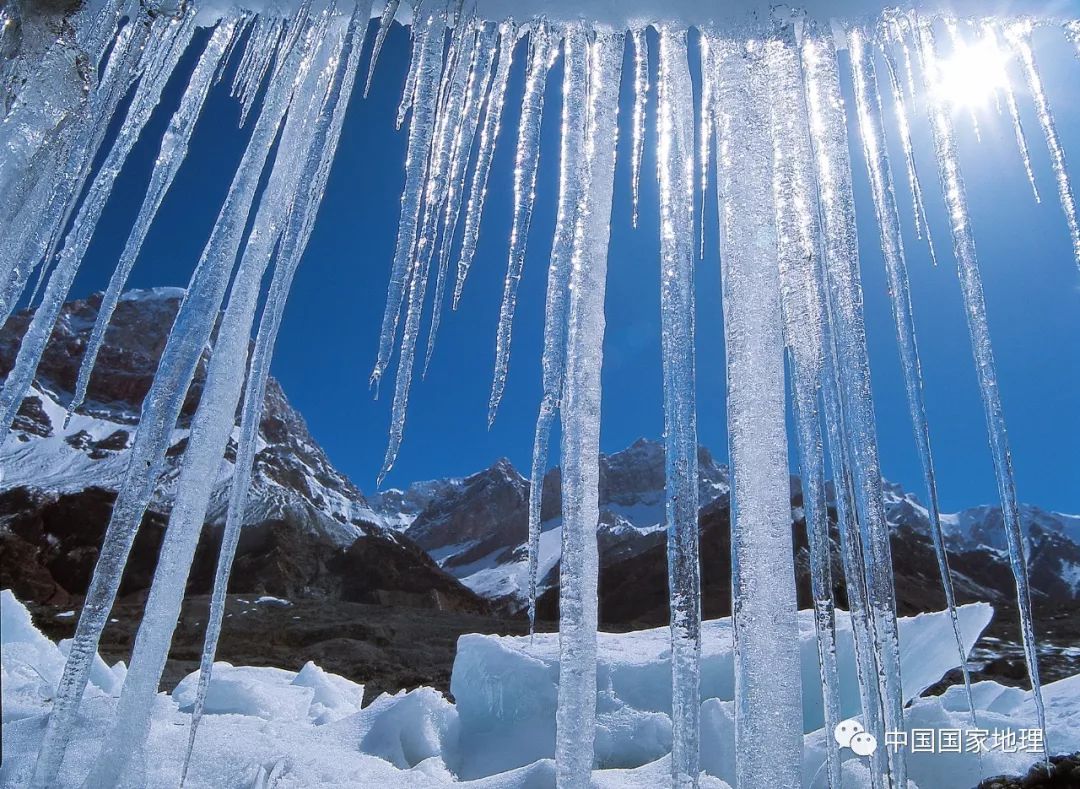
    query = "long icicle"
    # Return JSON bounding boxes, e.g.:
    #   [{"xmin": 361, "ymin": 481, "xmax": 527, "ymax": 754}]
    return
[
  {"xmin": 526, "ymin": 21, "xmax": 588, "ymax": 634},
  {"xmin": 370, "ymin": 6, "xmax": 447, "ymax": 391},
  {"xmin": 27, "ymin": 19, "xmax": 312, "ymax": 785},
  {"xmin": 630, "ymin": 27, "xmax": 649, "ymax": 228},
  {"xmin": 181, "ymin": 8, "xmax": 369, "ymax": 783},
  {"xmin": 982, "ymin": 24, "xmax": 1041, "ymax": 203},
  {"xmin": 67, "ymin": 19, "xmax": 238, "ymax": 423},
  {"xmin": 396, "ymin": 6, "xmax": 429, "ymax": 130},
  {"xmin": 555, "ymin": 30, "xmax": 622, "ymax": 789},
  {"xmin": 365, "ymin": 0, "xmax": 401, "ymax": 96},
  {"xmin": 714, "ymin": 36, "xmax": 803, "ymax": 789},
  {"xmin": 765, "ymin": 27, "xmax": 842, "ymax": 789},
  {"xmin": 453, "ymin": 21, "xmax": 517, "ymax": 307},
  {"xmin": 850, "ymin": 22, "xmax": 979, "ymax": 737},
  {"xmin": 0, "ymin": 13, "xmax": 149, "ymax": 325},
  {"xmin": 81, "ymin": 17, "xmax": 336, "ymax": 787},
  {"xmin": 488, "ymin": 22, "xmax": 554, "ymax": 425},
  {"xmin": 380, "ymin": 4, "xmax": 472, "ymax": 480},
  {"xmin": 425, "ymin": 20, "xmax": 496, "ymax": 372},
  {"xmin": 1005, "ymin": 22, "xmax": 1080, "ymax": 269},
  {"xmin": 656, "ymin": 25, "xmax": 701, "ymax": 788},
  {"xmin": 915, "ymin": 13, "xmax": 1050, "ymax": 756},
  {"xmin": 879, "ymin": 19, "xmax": 937, "ymax": 262},
  {"xmin": 0, "ymin": 10, "xmax": 197, "ymax": 442},
  {"xmin": 802, "ymin": 27, "xmax": 891, "ymax": 788}
]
